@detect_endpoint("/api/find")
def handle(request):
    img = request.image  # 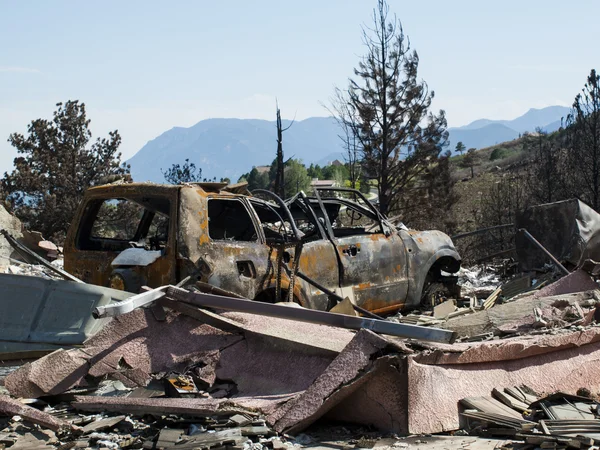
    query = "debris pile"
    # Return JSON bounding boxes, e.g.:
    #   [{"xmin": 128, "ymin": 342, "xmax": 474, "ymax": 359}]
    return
[
  {"xmin": 461, "ymin": 389, "xmax": 600, "ymax": 449},
  {"xmin": 0, "ymin": 393, "xmax": 286, "ymax": 449},
  {"xmin": 4, "ymin": 259, "xmax": 65, "ymax": 280},
  {"xmin": 6, "ymin": 197, "xmax": 600, "ymax": 448},
  {"xmin": 391, "ymin": 264, "xmax": 599, "ymax": 338}
]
